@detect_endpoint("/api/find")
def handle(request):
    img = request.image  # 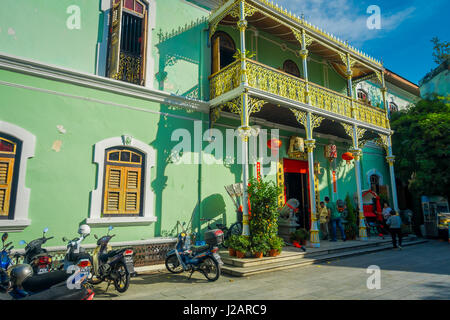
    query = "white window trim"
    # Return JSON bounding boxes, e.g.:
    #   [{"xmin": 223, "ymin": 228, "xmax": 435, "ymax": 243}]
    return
[
  {"xmin": 0, "ymin": 121, "xmax": 35, "ymax": 232},
  {"xmin": 366, "ymin": 169, "xmax": 384, "ymax": 187},
  {"xmin": 88, "ymin": 136, "xmax": 157, "ymax": 226}
]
